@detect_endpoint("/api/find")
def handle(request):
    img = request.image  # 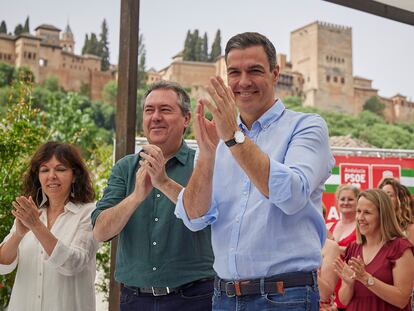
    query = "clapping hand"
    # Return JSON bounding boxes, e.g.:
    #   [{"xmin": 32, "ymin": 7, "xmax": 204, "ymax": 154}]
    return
[
  {"xmin": 12, "ymin": 196, "xmax": 42, "ymax": 232},
  {"xmin": 333, "ymin": 257, "xmax": 356, "ymax": 286},
  {"xmin": 348, "ymin": 256, "xmax": 369, "ymax": 283}
]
